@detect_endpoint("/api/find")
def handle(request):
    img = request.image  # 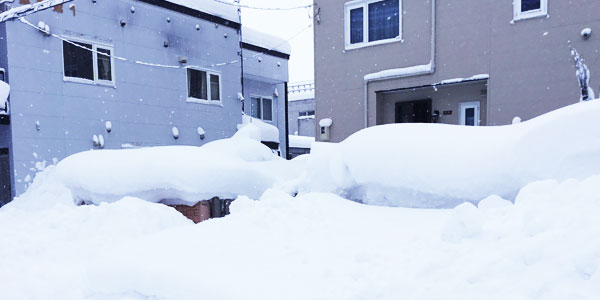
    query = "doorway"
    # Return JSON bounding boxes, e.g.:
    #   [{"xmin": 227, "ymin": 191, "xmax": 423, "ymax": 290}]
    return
[
  {"xmin": 0, "ymin": 148, "xmax": 11, "ymax": 206},
  {"xmin": 459, "ymin": 101, "xmax": 481, "ymax": 126},
  {"xmin": 395, "ymin": 99, "xmax": 432, "ymax": 123}
]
